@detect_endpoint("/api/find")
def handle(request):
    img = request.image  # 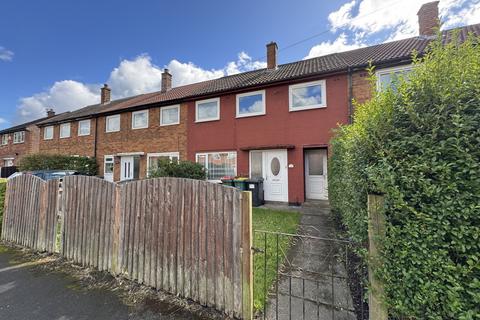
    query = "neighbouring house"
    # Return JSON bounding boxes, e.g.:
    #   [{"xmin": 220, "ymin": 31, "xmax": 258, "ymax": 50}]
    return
[
  {"xmin": 0, "ymin": 109, "xmax": 57, "ymax": 176},
  {"xmin": 34, "ymin": 1, "xmax": 479, "ymax": 203}
]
